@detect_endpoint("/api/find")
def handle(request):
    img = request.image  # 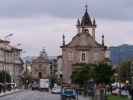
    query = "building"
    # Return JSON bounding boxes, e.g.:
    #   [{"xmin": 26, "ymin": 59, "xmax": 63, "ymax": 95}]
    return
[
  {"xmin": 61, "ymin": 6, "xmax": 109, "ymax": 82},
  {"xmin": 49, "ymin": 58, "xmax": 57, "ymax": 78},
  {"xmin": 23, "ymin": 56, "xmax": 32, "ymax": 74},
  {"xmin": 56, "ymin": 55, "xmax": 63, "ymax": 78},
  {"xmin": 0, "ymin": 39, "xmax": 23, "ymax": 87},
  {"xmin": 31, "ymin": 49, "xmax": 49, "ymax": 80}
]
